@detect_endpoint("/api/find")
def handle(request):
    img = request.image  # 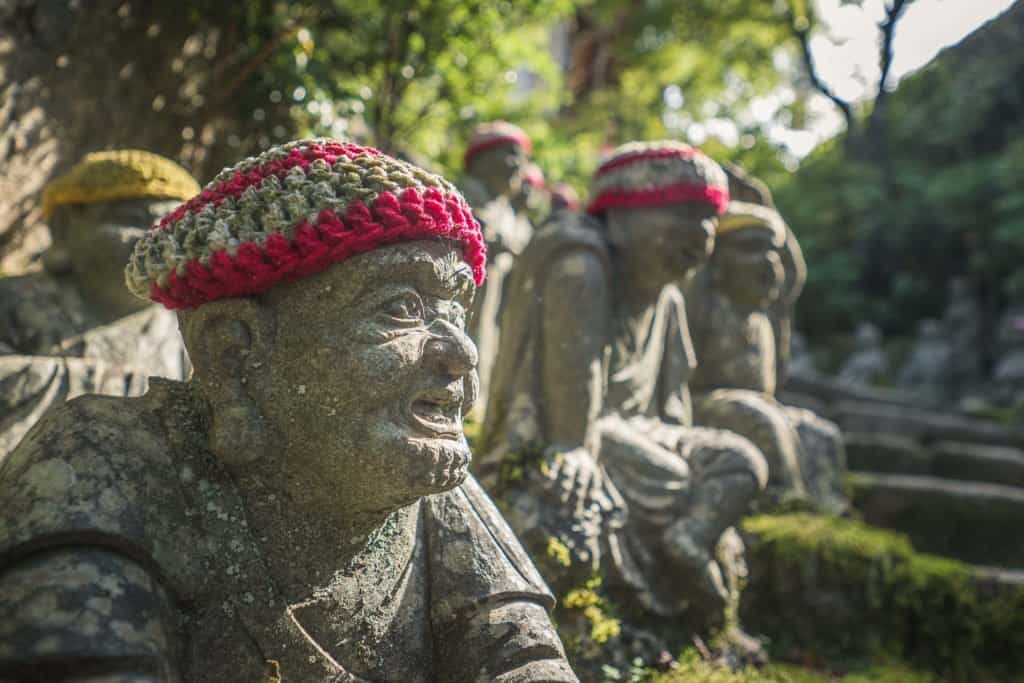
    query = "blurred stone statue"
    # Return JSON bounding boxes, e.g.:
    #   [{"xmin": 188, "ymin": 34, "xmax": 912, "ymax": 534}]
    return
[
  {"xmin": 461, "ymin": 121, "xmax": 536, "ymax": 418},
  {"xmin": 943, "ymin": 276, "xmax": 984, "ymax": 396},
  {"xmin": 481, "ymin": 141, "xmax": 768, "ymax": 640},
  {"xmin": 0, "ymin": 140, "xmax": 576, "ymax": 682},
  {"xmin": 898, "ymin": 318, "xmax": 953, "ymax": 401},
  {"xmin": 516, "ymin": 160, "xmax": 552, "ymax": 226},
  {"xmin": 838, "ymin": 322, "xmax": 889, "ymax": 386},
  {"xmin": 687, "ymin": 196, "xmax": 847, "ymax": 513},
  {"xmin": 0, "ymin": 150, "xmax": 197, "ymax": 456},
  {"xmin": 993, "ymin": 289, "xmax": 1024, "ymax": 407},
  {"xmin": 549, "ymin": 182, "xmax": 581, "ymax": 217},
  {"xmin": 789, "ymin": 332, "xmax": 818, "ymax": 379}
]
